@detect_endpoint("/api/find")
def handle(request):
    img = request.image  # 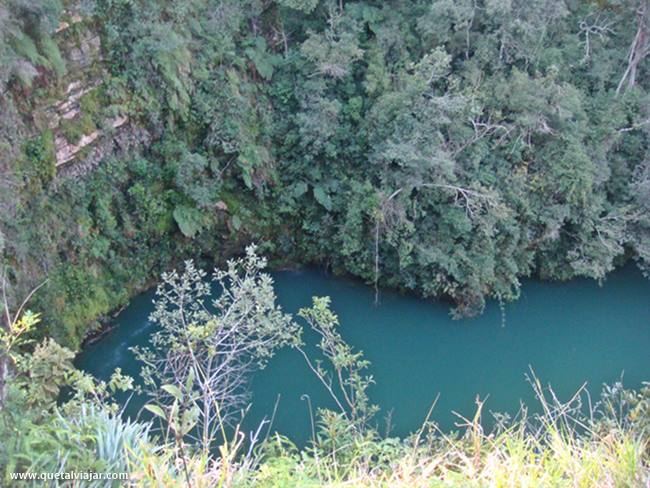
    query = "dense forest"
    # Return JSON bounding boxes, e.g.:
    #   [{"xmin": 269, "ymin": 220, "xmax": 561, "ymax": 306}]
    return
[
  {"xmin": 0, "ymin": 0, "xmax": 648, "ymax": 347},
  {"xmin": 1, "ymin": 0, "xmax": 650, "ymax": 485}
]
